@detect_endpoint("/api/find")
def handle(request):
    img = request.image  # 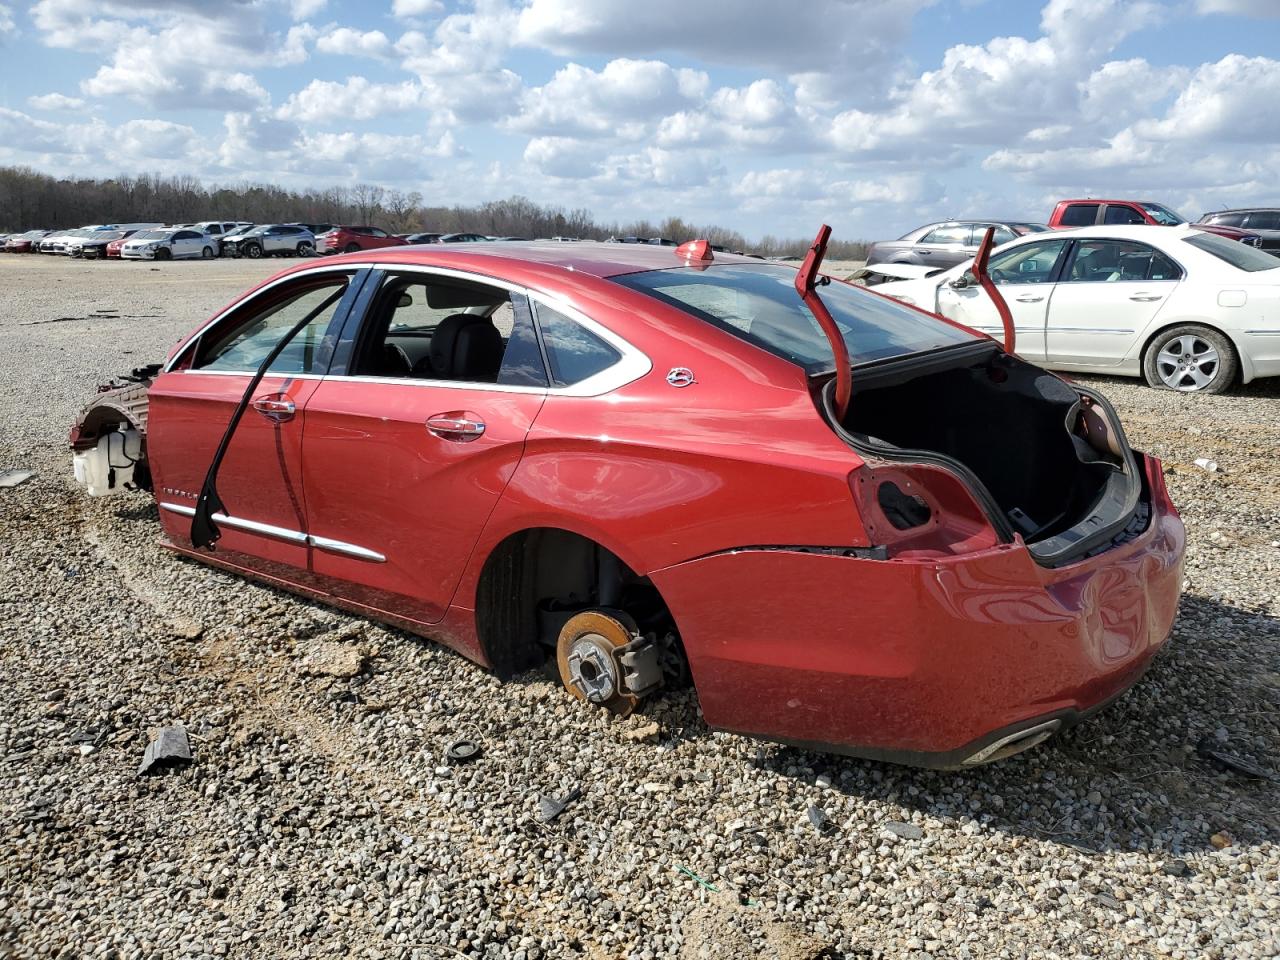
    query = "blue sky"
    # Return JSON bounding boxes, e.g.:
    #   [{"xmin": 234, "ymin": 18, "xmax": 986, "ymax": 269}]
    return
[{"xmin": 1, "ymin": 0, "xmax": 1278, "ymax": 241}]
